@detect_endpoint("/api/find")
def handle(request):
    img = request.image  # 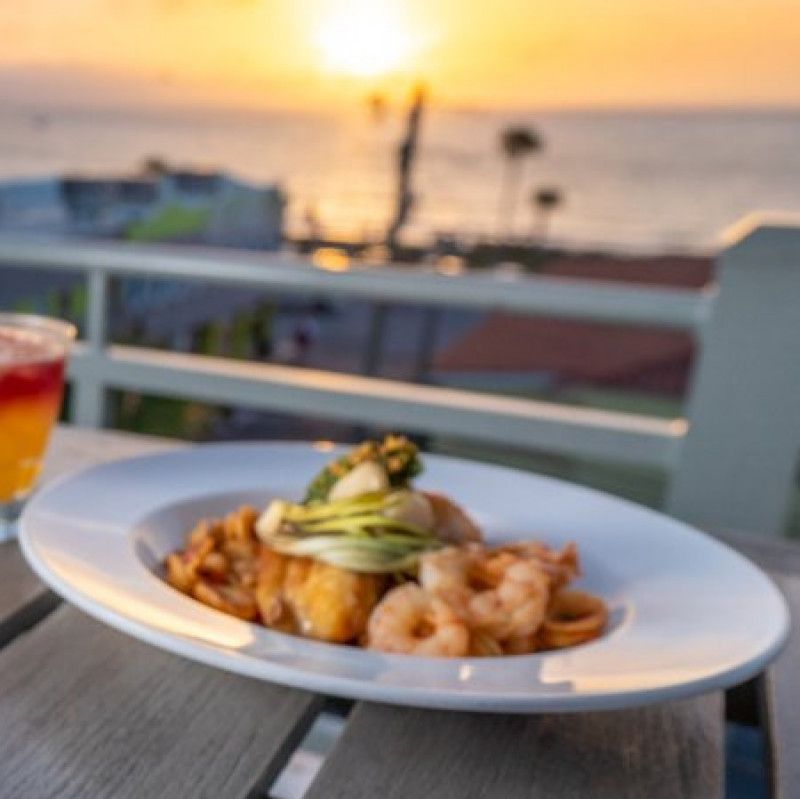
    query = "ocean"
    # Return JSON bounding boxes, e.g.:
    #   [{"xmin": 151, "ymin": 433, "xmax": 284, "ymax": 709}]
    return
[{"xmin": 1, "ymin": 103, "xmax": 799, "ymax": 253}]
